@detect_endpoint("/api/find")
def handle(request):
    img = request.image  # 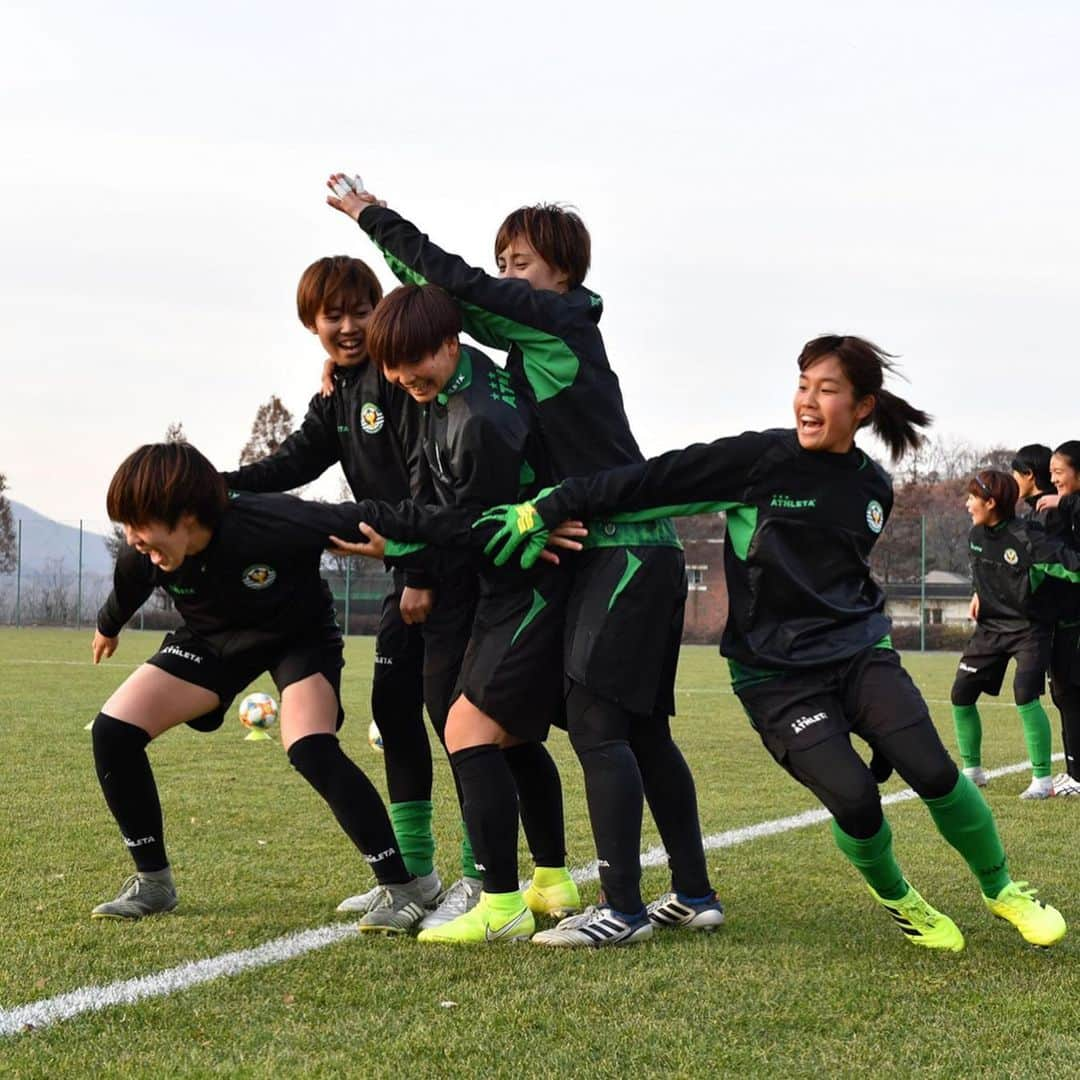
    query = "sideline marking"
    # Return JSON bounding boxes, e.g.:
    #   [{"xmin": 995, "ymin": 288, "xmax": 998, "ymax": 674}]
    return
[{"xmin": 0, "ymin": 753, "xmax": 1063, "ymax": 1039}]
